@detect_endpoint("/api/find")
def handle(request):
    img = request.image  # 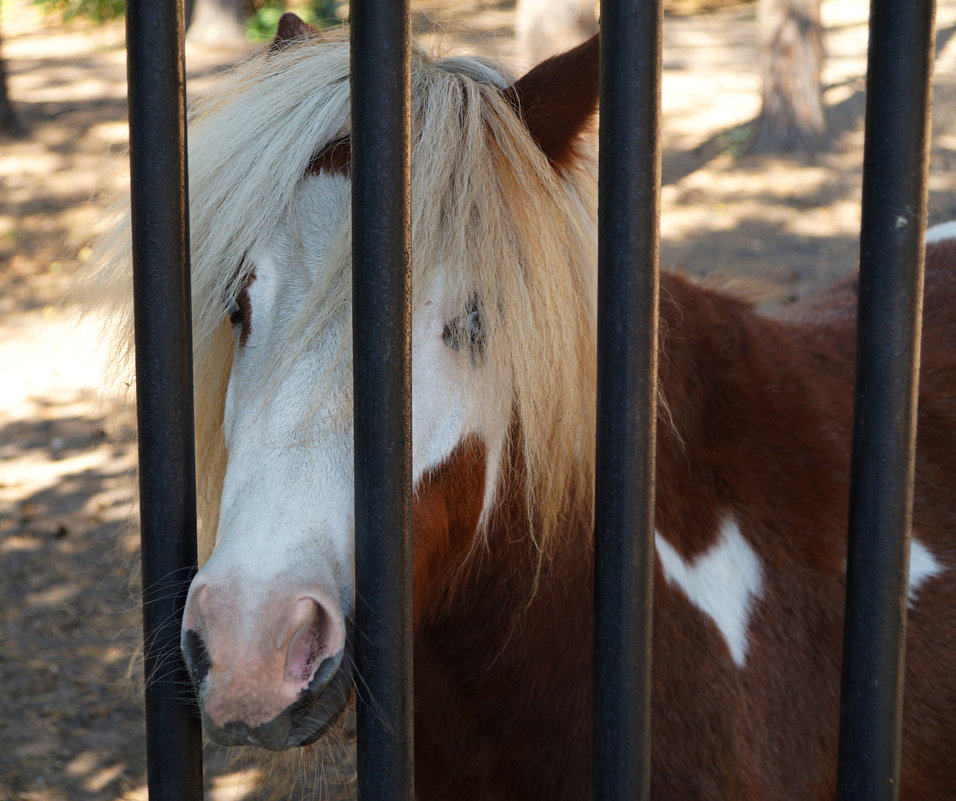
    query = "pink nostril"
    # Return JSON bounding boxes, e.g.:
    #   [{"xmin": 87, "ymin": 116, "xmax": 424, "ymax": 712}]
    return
[
  {"xmin": 180, "ymin": 579, "xmax": 349, "ymax": 731},
  {"xmin": 285, "ymin": 598, "xmax": 336, "ymax": 685}
]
